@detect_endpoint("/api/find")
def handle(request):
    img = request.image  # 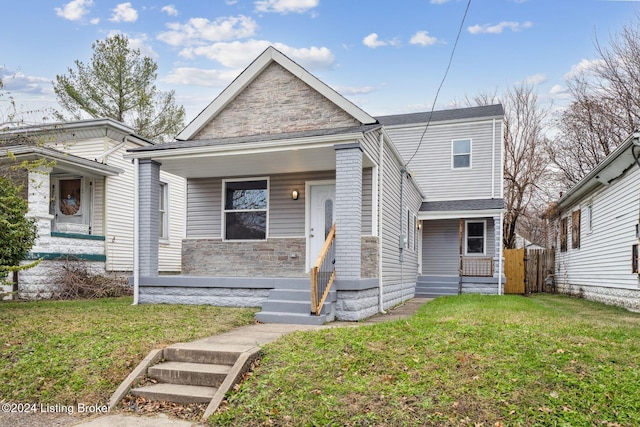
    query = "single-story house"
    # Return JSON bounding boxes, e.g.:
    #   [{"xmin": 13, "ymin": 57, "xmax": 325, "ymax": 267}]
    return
[
  {"xmin": 0, "ymin": 119, "xmax": 185, "ymax": 298},
  {"xmin": 549, "ymin": 131, "xmax": 640, "ymax": 311}
]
